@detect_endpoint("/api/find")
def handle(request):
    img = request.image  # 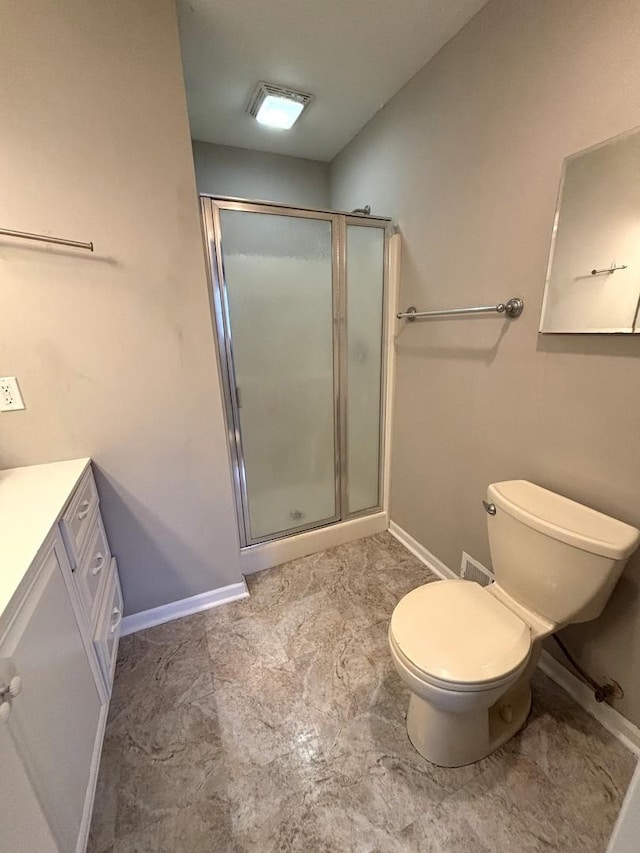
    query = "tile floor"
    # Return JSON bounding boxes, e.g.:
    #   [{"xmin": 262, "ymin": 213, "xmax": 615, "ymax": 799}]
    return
[{"xmin": 88, "ymin": 532, "xmax": 636, "ymax": 852}]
